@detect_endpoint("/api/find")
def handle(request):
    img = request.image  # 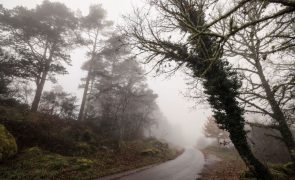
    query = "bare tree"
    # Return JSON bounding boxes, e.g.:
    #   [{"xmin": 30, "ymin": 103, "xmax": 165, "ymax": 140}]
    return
[{"xmin": 215, "ymin": 1, "xmax": 295, "ymax": 162}]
